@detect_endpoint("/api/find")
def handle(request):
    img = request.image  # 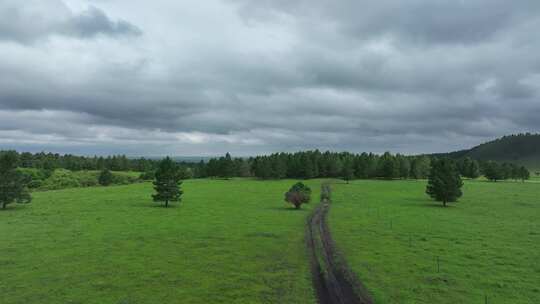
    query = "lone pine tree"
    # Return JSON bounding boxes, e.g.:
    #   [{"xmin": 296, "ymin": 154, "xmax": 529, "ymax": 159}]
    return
[
  {"xmin": 0, "ymin": 152, "xmax": 32, "ymax": 209},
  {"xmin": 152, "ymin": 157, "xmax": 183, "ymax": 208},
  {"xmin": 426, "ymin": 158, "xmax": 463, "ymax": 207},
  {"xmin": 98, "ymin": 169, "xmax": 113, "ymax": 186}
]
